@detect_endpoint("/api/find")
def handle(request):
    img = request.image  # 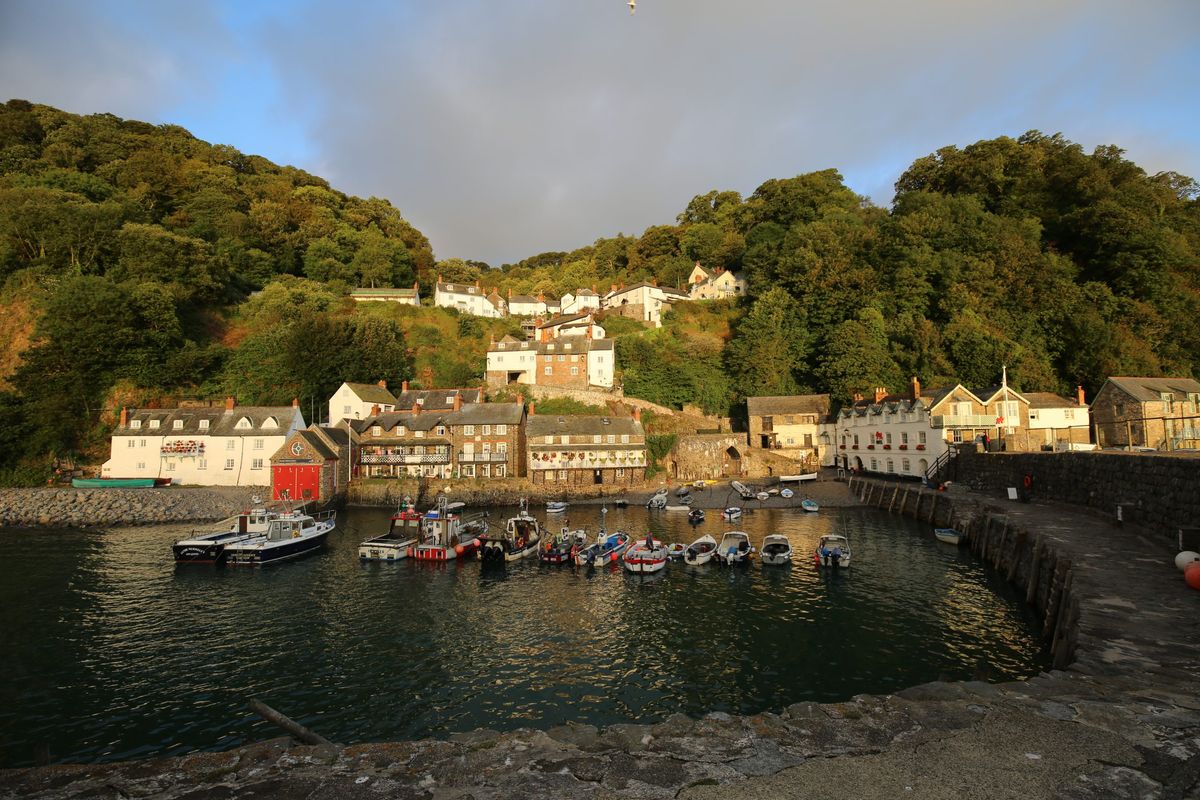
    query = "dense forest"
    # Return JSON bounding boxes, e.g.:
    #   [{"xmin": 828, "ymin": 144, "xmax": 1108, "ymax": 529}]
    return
[{"xmin": 1, "ymin": 99, "xmax": 1198, "ymax": 482}]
